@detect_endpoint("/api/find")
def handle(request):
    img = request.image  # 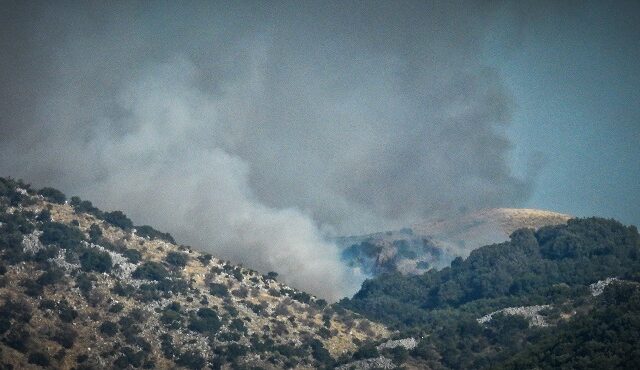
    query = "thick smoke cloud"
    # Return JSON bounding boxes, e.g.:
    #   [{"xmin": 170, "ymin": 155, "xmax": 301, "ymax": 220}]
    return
[{"xmin": 0, "ymin": 2, "xmax": 533, "ymax": 299}]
